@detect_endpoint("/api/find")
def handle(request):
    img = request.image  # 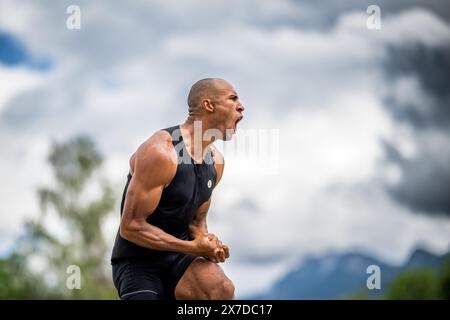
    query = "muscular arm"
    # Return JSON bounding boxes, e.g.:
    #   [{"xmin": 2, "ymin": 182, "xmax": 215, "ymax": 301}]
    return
[{"xmin": 119, "ymin": 132, "xmax": 218, "ymax": 258}]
